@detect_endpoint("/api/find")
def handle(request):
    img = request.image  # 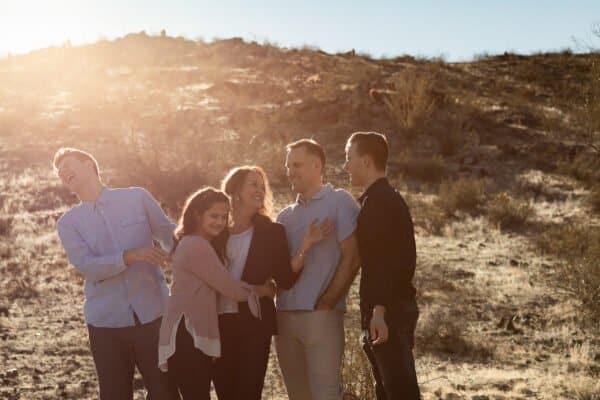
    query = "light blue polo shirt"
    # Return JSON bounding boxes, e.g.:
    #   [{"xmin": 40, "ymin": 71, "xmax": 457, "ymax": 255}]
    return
[{"xmin": 276, "ymin": 183, "xmax": 359, "ymax": 311}]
